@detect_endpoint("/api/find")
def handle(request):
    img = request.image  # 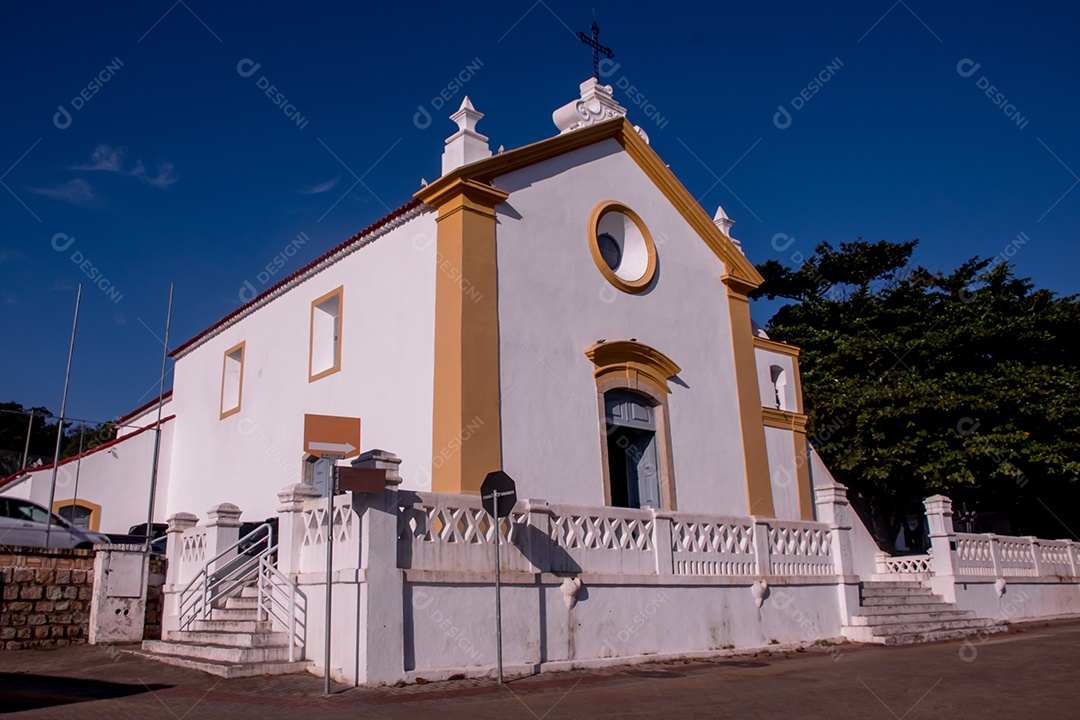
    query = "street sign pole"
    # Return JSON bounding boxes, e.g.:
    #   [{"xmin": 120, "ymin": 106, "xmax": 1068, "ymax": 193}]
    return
[
  {"xmin": 491, "ymin": 491, "xmax": 503, "ymax": 685},
  {"xmin": 480, "ymin": 471, "xmax": 517, "ymax": 686},
  {"xmin": 323, "ymin": 456, "xmax": 342, "ymax": 696}
]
